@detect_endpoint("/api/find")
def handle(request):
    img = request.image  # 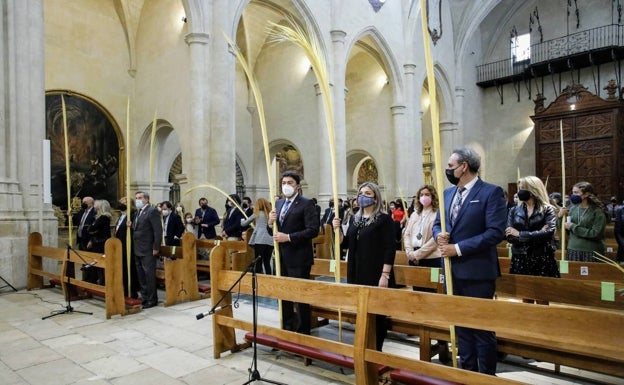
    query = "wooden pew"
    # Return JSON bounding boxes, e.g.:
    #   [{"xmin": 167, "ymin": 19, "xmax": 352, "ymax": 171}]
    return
[
  {"xmin": 27, "ymin": 232, "xmax": 127, "ymax": 319},
  {"xmin": 157, "ymin": 238, "xmax": 201, "ymax": 306},
  {"xmin": 190, "ymin": 231, "xmax": 252, "ymax": 273},
  {"xmin": 497, "ymin": 256, "xmax": 624, "ymax": 282},
  {"xmin": 309, "ymin": 258, "xmax": 624, "ymax": 376},
  {"xmin": 312, "ymin": 224, "xmax": 333, "ymax": 259},
  {"xmin": 209, "ymin": 246, "xmax": 624, "ymax": 384}
]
